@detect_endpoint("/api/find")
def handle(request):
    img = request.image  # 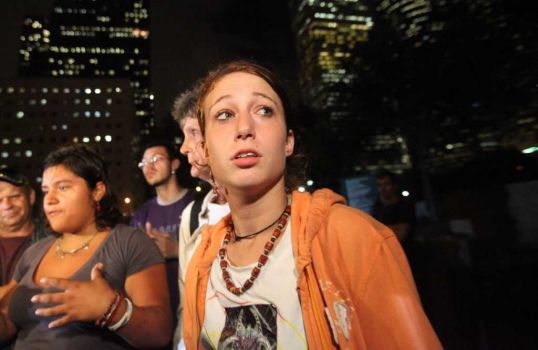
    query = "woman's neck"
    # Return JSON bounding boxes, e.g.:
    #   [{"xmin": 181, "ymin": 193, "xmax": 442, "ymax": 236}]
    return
[
  {"xmin": 226, "ymin": 179, "xmax": 288, "ymax": 236},
  {"xmin": 62, "ymin": 221, "xmax": 99, "ymax": 241}
]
